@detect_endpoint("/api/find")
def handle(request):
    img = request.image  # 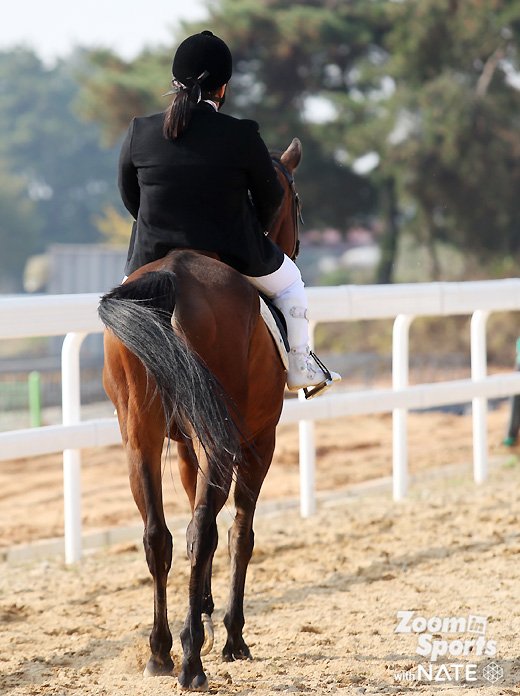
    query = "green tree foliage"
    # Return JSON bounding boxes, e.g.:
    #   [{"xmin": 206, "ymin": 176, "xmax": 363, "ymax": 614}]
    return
[
  {"xmin": 393, "ymin": 0, "xmax": 520, "ymax": 261},
  {"xmin": 79, "ymin": 49, "xmax": 170, "ymax": 145},
  {"xmin": 339, "ymin": 0, "xmax": 520, "ymax": 278},
  {"xmin": 0, "ymin": 162, "xmax": 40, "ymax": 290},
  {"xmin": 0, "ymin": 48, "xmax": 122, "ymax": 260}
]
